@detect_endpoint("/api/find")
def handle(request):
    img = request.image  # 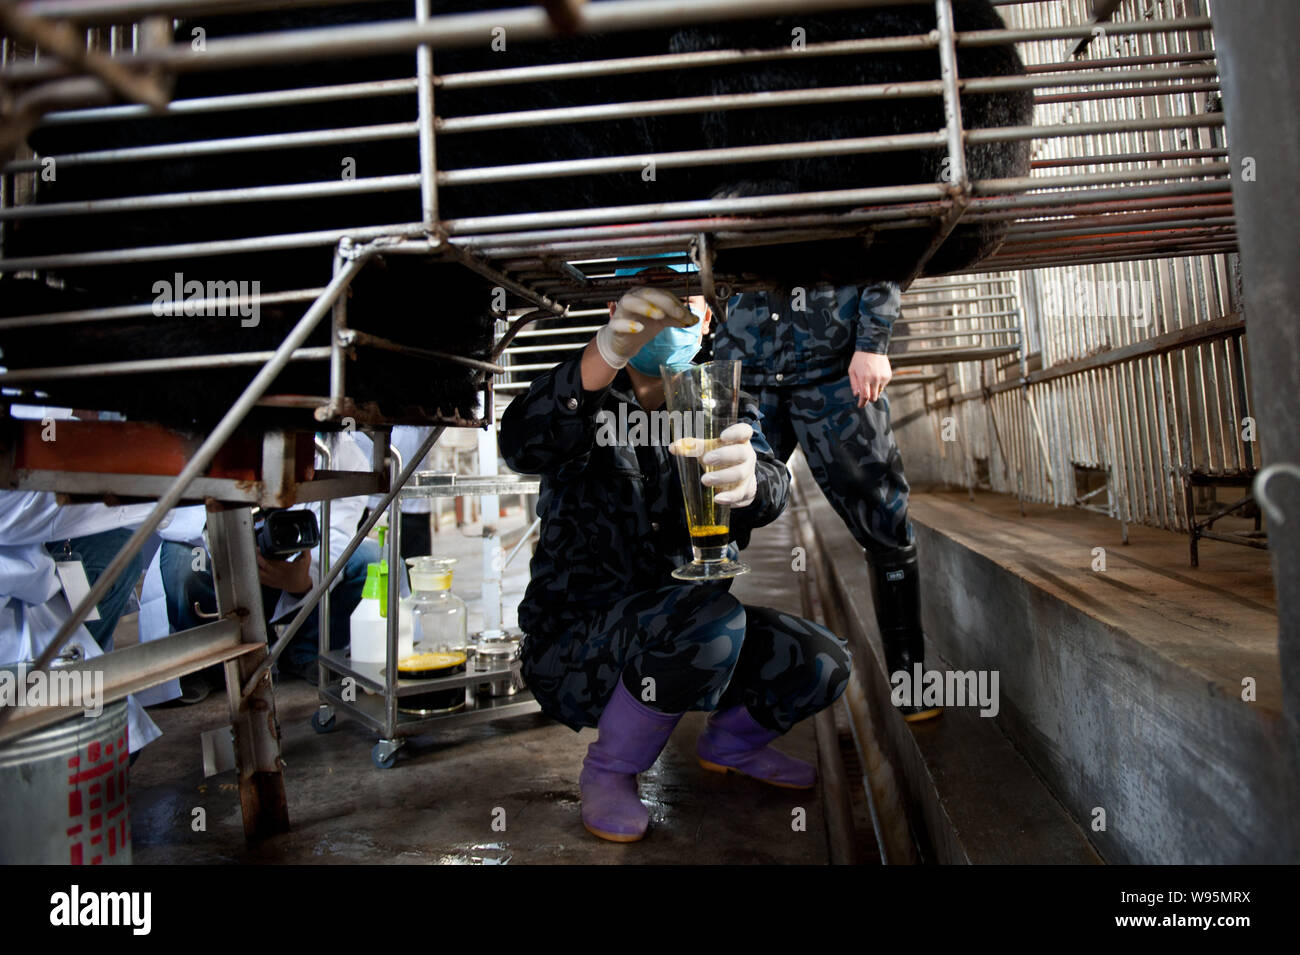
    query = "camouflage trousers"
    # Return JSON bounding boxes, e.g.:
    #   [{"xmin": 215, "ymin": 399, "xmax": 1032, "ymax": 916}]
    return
[
  {"xmin": 754, "ymin": 376, "xmax": 913, "ymax": 557},
  {"xmin": 520, "ymin": 583, "xmax": 851, "ymax": 733}
]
